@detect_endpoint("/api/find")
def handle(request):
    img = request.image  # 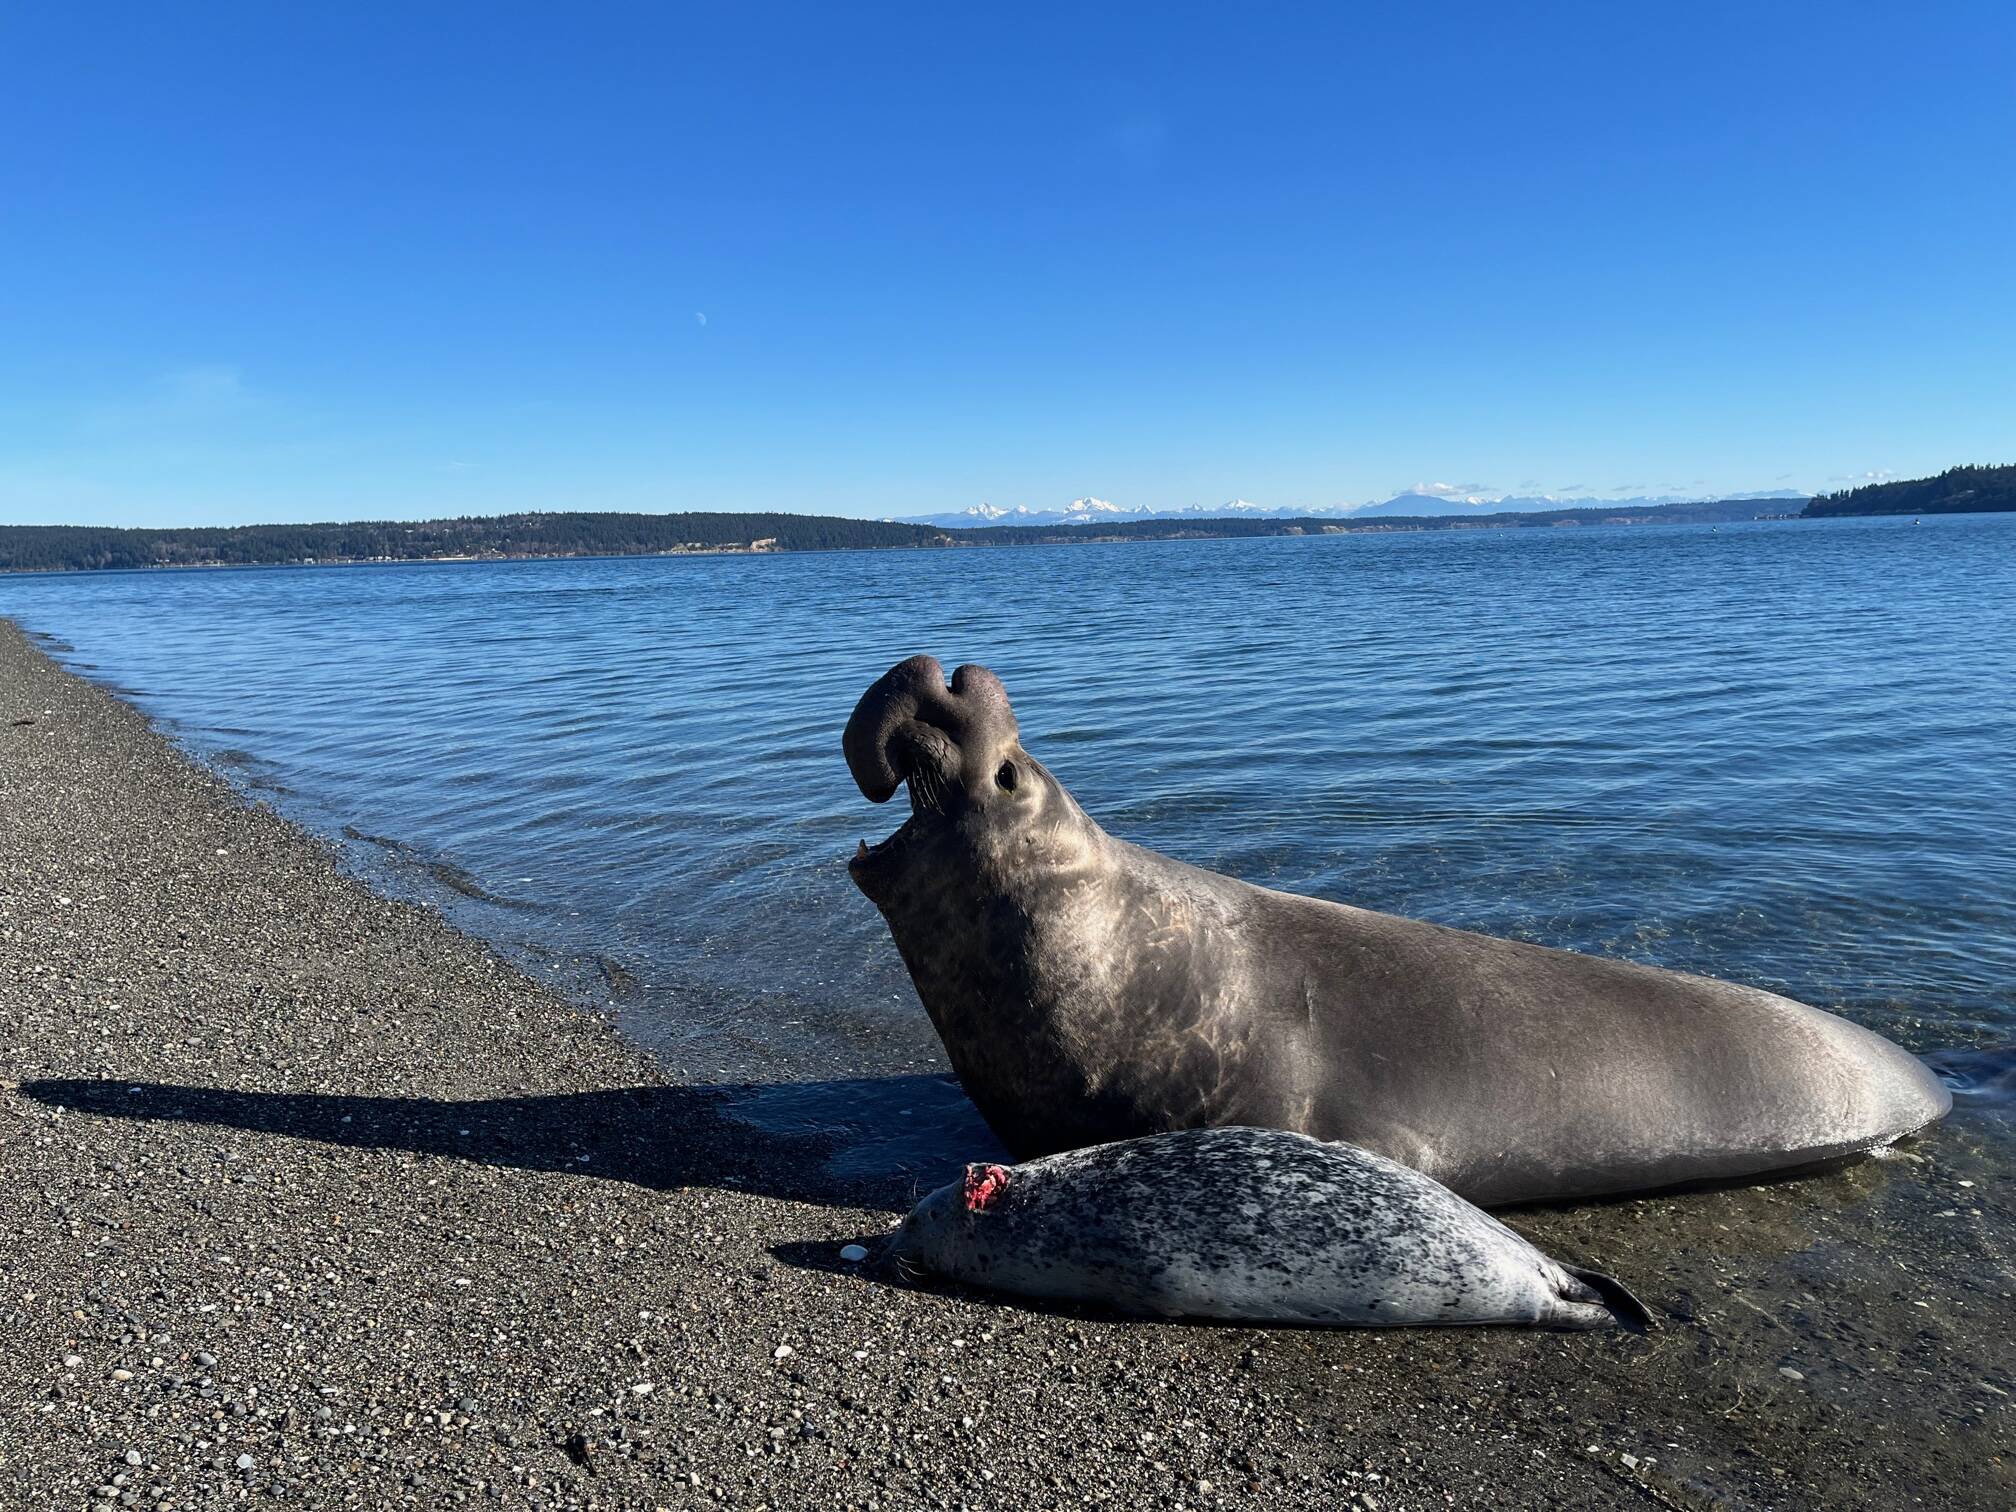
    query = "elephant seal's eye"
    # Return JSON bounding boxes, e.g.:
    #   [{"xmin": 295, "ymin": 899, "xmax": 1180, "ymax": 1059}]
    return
[{"xmin": 996, "ymin": 761, "xmax": 1018, "ymax": 792}]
